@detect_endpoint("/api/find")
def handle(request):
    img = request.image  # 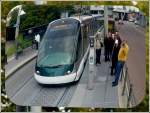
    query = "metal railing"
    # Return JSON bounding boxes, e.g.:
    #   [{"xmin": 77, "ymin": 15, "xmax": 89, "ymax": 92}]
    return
[{"xmin": 120, "ymin": 63, "xmax": 136, "ymax": 107}]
